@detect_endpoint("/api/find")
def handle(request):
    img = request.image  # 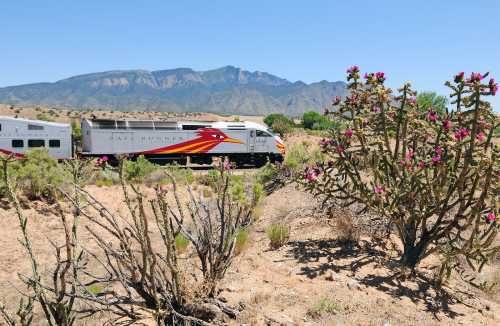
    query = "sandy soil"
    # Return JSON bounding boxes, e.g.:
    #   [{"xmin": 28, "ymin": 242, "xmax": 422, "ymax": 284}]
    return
[{"xmin": 0, "ymin": 182, "xmax": 498, "ymax": 326}]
